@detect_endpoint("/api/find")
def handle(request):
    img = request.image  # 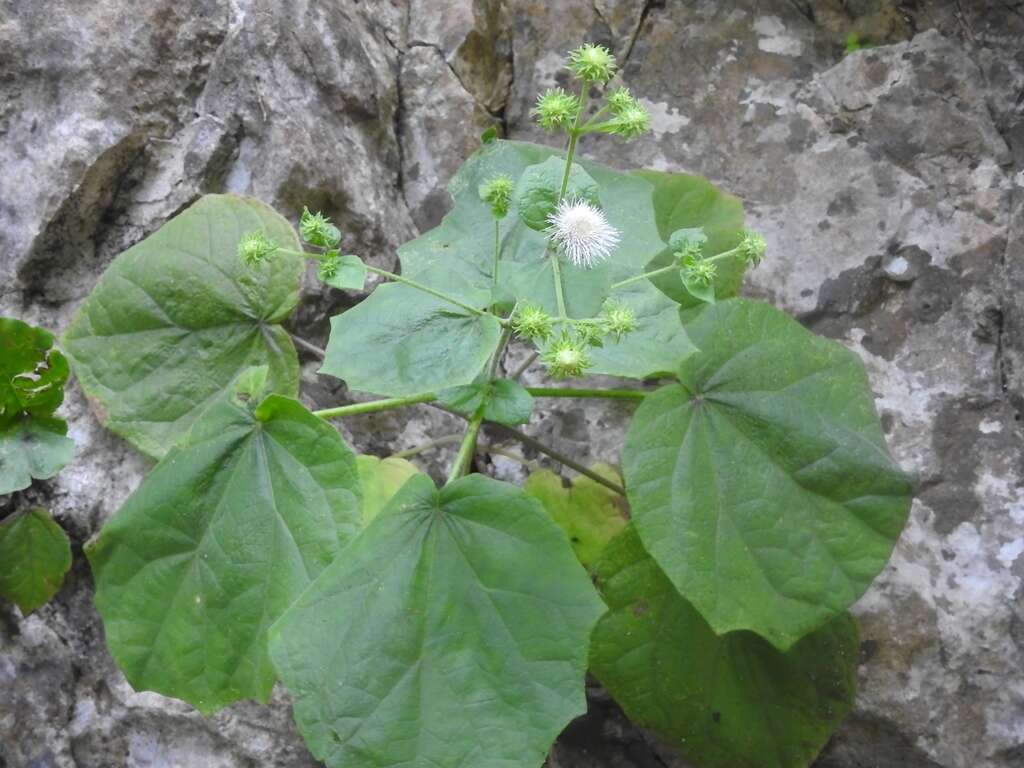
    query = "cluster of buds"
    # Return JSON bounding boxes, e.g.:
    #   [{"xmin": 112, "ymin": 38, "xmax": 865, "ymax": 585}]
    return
[
  {"xmin": 513, "ymin": 301, "xmax": 638, "ymax": 379},
  {"xmin": 299, "ymin": 207, "xmax": 342, "ymax": 248},
  {"xmin": 531, "ymin": 44, "xmax": 651, "ymax": 142},
  {"xmin": 678, "ymin": 242, "xmax": 717, "ymax": 287},
  {"xmin": 601, "ymin": 86, "xmax": 650, "ymax": 139},
  {"xmin": 479, "ymin": 174, "xmax": 515, "ymax": 219},
  {"xmin": 240, "ymin": 207, "xmax": 358, "ymax": 290}
]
